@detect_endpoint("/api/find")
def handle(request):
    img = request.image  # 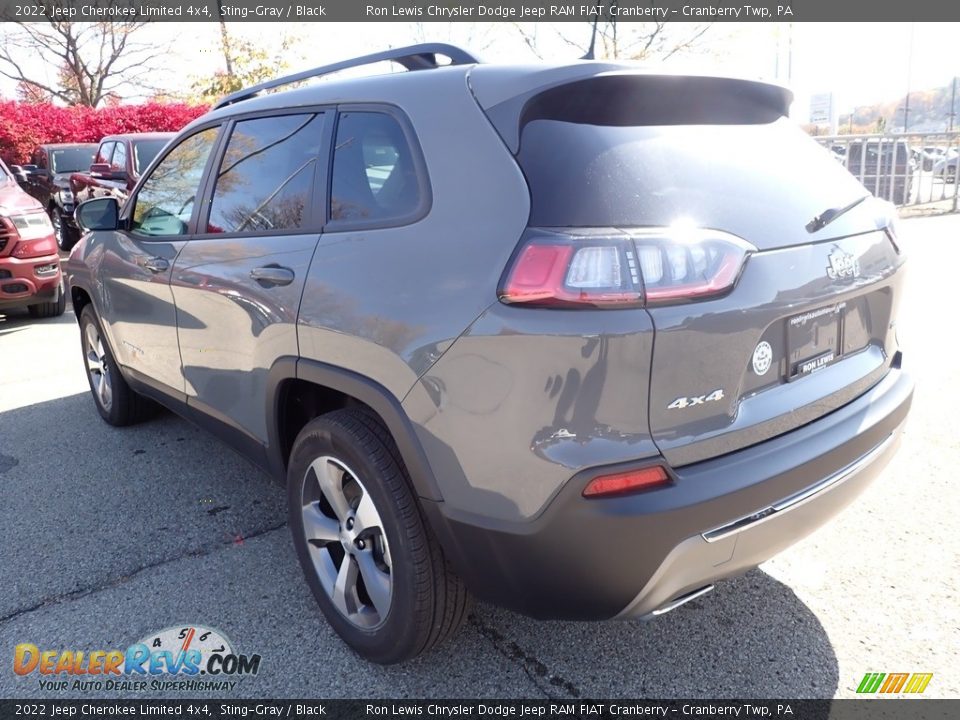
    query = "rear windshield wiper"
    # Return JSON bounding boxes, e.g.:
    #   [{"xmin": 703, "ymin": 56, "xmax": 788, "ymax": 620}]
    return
[{"xmin": 806, "ymin": 195, "xmax": 869, "ymax": 233}]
